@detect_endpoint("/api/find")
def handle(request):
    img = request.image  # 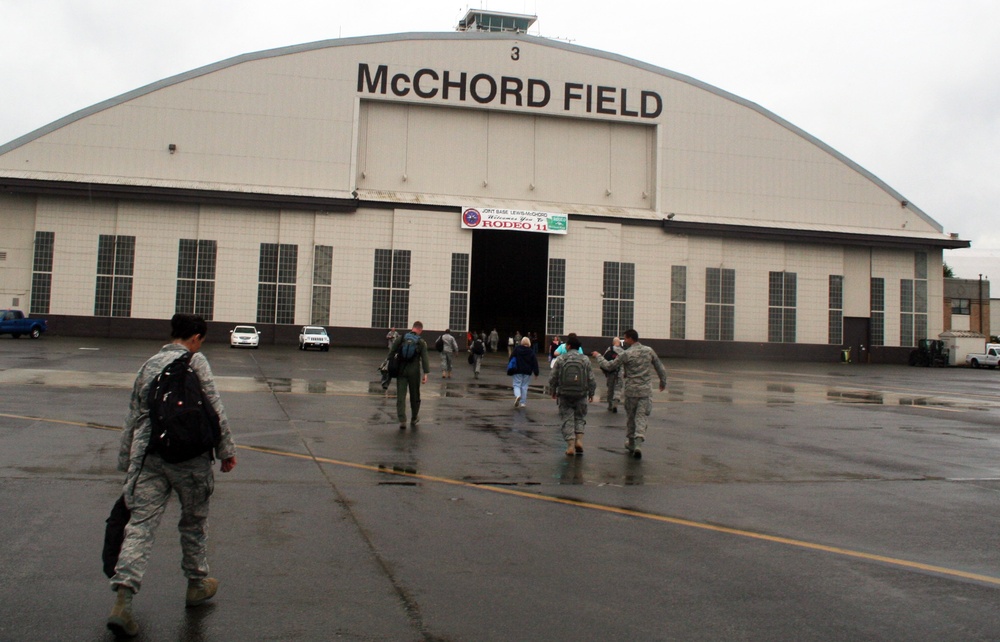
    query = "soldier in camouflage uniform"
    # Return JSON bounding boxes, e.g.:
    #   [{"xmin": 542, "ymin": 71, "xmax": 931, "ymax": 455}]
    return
[
  {"xmin": 549, "ymin": 335, "xmax": 597, "ymax": 456},
  {"xmin": 107, "ymin": 314, "xmax": 237, "ymax": 637},
  {"xmin": 600, "ymin": 336, "xmax": 625, "ymax": 412},
  {"xmin": 592, "ymin": 328, "xmax": 667, "ymax": 459}
]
